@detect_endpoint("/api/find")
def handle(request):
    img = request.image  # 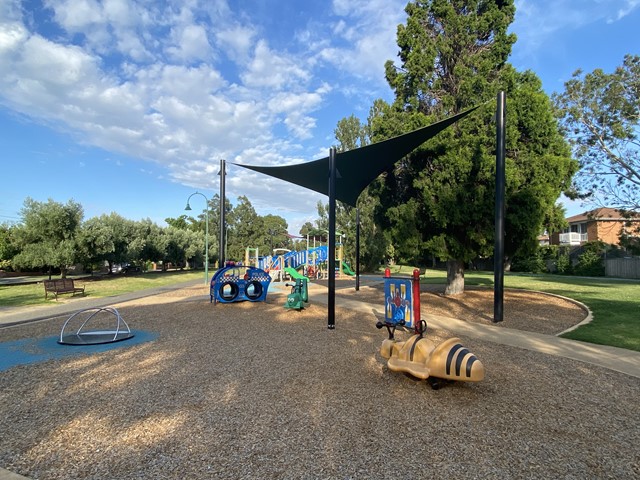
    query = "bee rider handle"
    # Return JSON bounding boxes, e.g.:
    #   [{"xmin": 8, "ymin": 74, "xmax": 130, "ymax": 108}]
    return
[{"xmin": 375, "ymin": 319, "xmax": 406, "ymax": 340}]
